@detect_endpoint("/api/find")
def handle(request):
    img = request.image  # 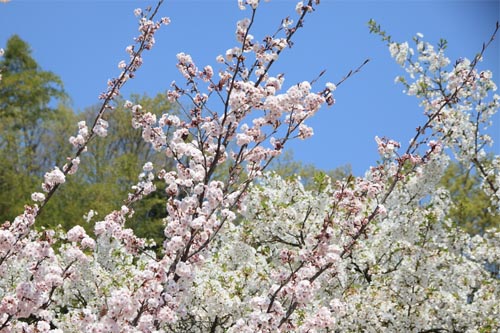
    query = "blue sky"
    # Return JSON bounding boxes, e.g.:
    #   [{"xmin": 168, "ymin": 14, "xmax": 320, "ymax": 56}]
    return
[{"xmin": 1, "ymin": 0, "xmax": 499, "ymax": 175}]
